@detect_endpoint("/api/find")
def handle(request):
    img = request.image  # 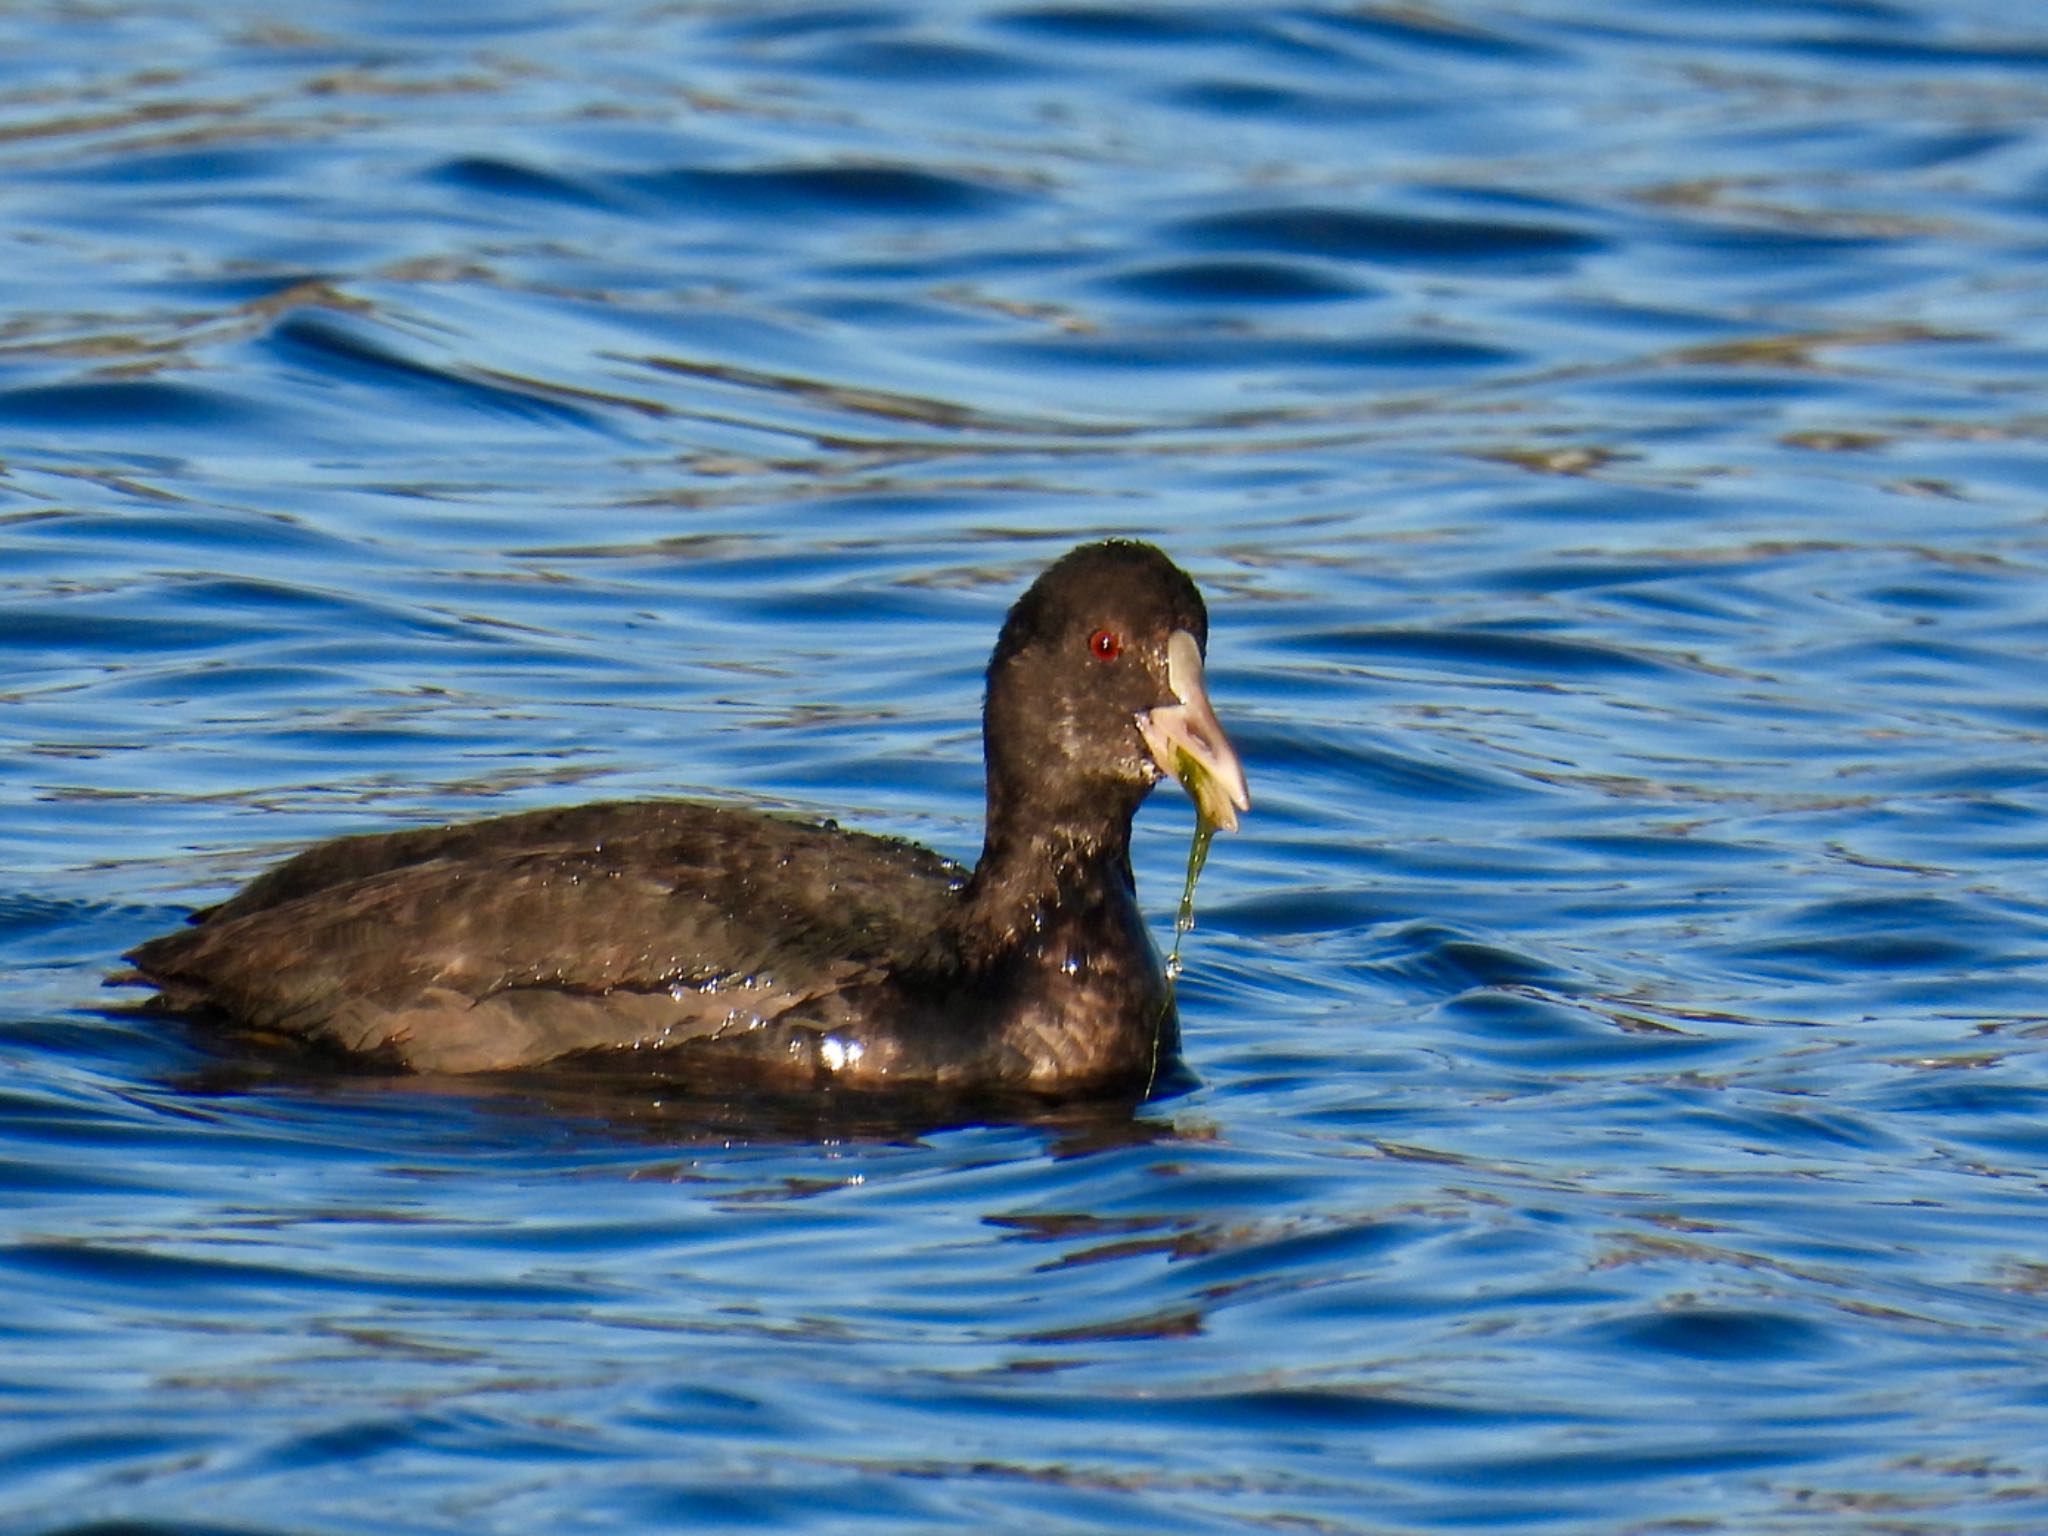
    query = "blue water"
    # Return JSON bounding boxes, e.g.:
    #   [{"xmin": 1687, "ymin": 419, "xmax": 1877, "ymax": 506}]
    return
[{"xmin": 7, "ymin": 2, "xmax": 2048, "ymax": 1531}]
